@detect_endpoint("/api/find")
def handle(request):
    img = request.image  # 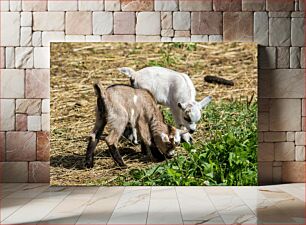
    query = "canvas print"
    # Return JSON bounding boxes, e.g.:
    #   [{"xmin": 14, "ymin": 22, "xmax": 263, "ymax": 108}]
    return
[{"xmin": 50, "ymin": 42, "xmax": 257, "ymax": 186}]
